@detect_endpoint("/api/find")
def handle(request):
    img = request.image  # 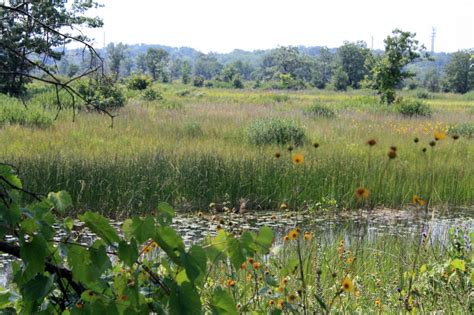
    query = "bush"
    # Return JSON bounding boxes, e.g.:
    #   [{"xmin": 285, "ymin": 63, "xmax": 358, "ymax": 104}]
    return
[
  {"xmin": 126, "ymin": 74, "xmax": 152, "ymax": 91},
  {"xmin": 176, "ymin": 89, "xmax": 192, "ymax": 97},
  {"xmin": 416, "ymin": 90, "xmax": 432, "ymax": 99},
  {"xmin": 204, "ymin": 81, "xmax": 214, "ymax": 88},
  {"xmin": 247, "ymin": 117, "xmax": 306, "ymax": 146},
  {"xmin": 396, "ymin": 99, "xmax": 432, "ymax": 118},
  {"xmin": 76, "ymin": 76, "xmax": 126, "ymax": 110},
  {"xmin": 448, "ymin": 123, "xmax": 474, "ymax": 138},
  {"xmin": 142, "ymin": 88, "xmax": 162, "ymax": 101},
  {"xmin": 193, "ymin": 76, "xmax": 204, "ymax": 87},
  {"xmin": 232, "ymin": 77, "xmax": 244, "ymax": 89},
  {"xmin": 304, "ymin": 102, "xmax": 336, "ymax": 118},
  {"xmin": 0, "ymin": 96, "xmax": 54, "ymax": 128}
]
